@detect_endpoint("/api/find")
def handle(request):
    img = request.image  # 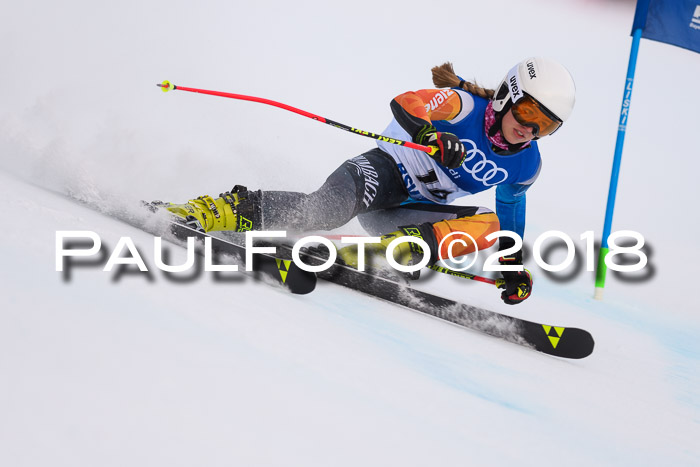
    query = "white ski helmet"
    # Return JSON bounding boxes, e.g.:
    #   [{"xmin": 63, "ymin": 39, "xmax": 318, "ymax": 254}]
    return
[{"xmin": 492, "ymin": 57, "xmax": 576, "ymax": 135}]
